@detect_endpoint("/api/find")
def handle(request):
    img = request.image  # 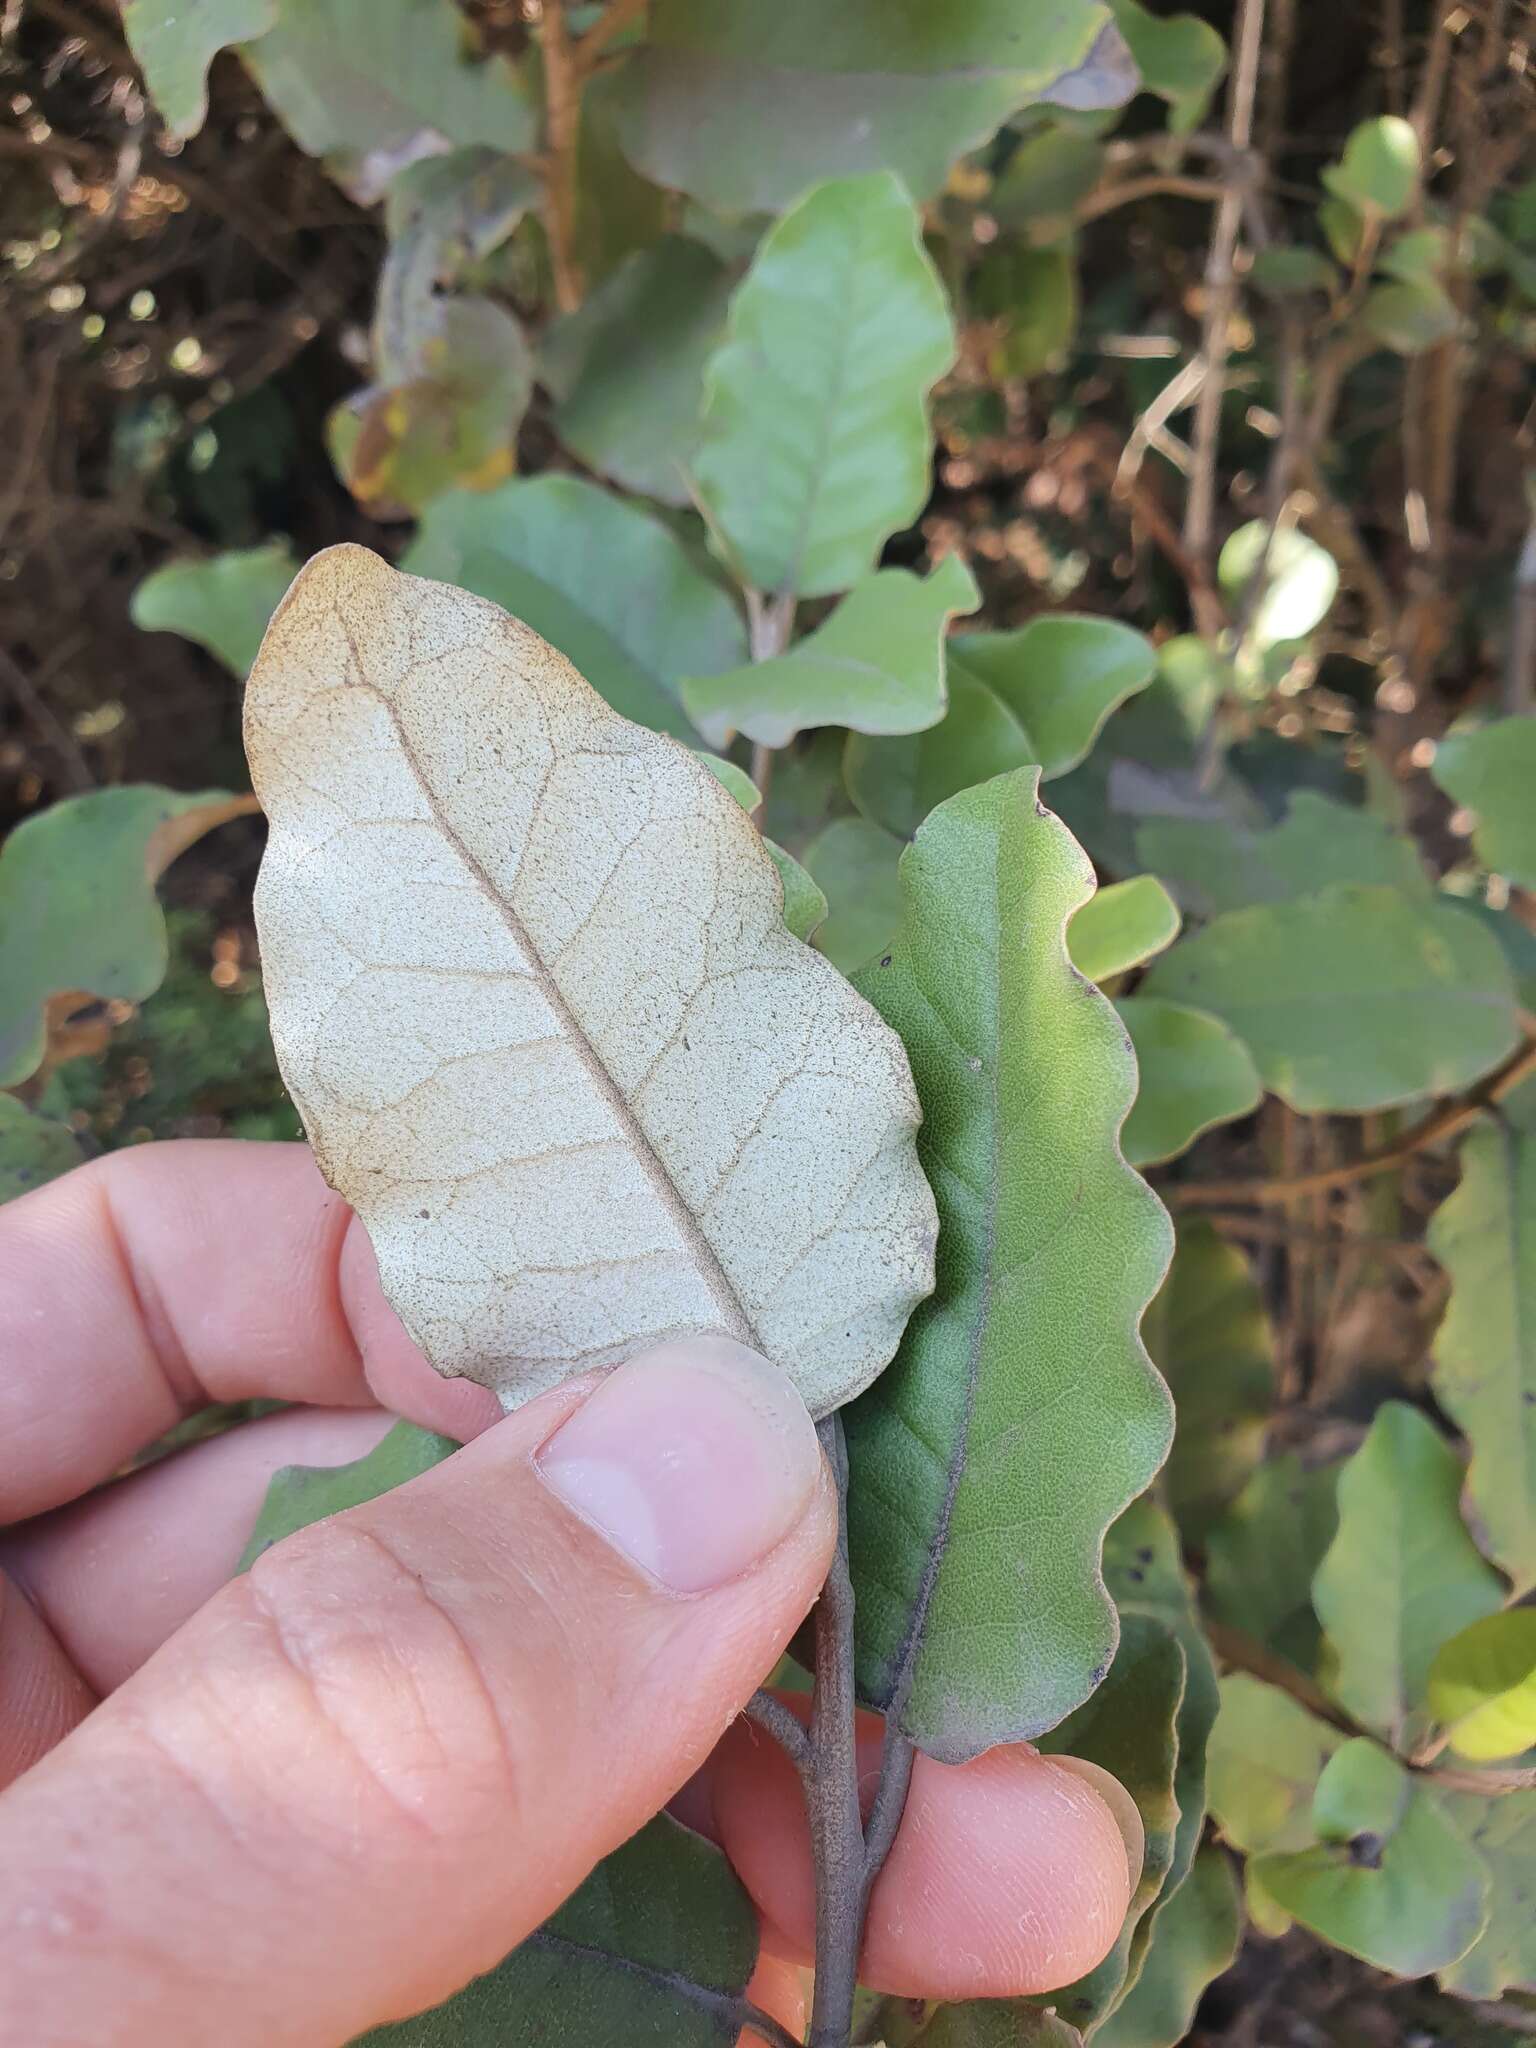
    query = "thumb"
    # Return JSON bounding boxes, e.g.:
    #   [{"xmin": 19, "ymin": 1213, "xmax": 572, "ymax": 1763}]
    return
[{"xmin": 0, "ymin": 1339, "xmax": 833, "ymax": 2048}]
